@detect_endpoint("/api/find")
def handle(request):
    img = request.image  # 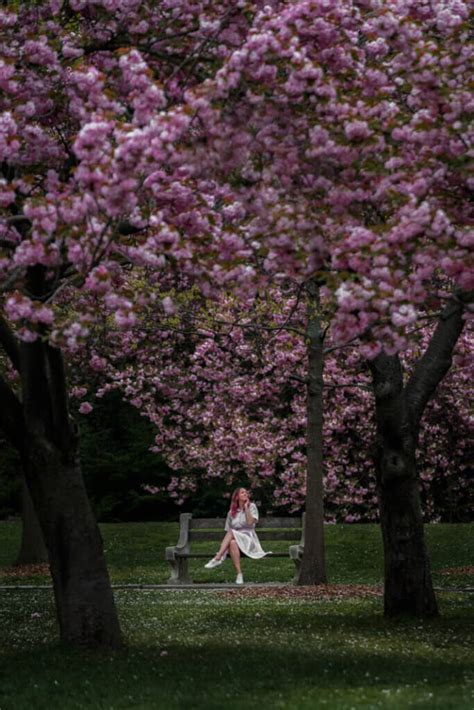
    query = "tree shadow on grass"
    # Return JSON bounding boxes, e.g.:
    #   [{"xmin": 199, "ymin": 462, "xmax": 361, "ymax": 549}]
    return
[
  {"xmin": 0, "ymin": 634, "xmax": 472, "ymax": 710},
  {"xmin": 0, "ymin": 590, "xmax": 472, "ymax": 708}
]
